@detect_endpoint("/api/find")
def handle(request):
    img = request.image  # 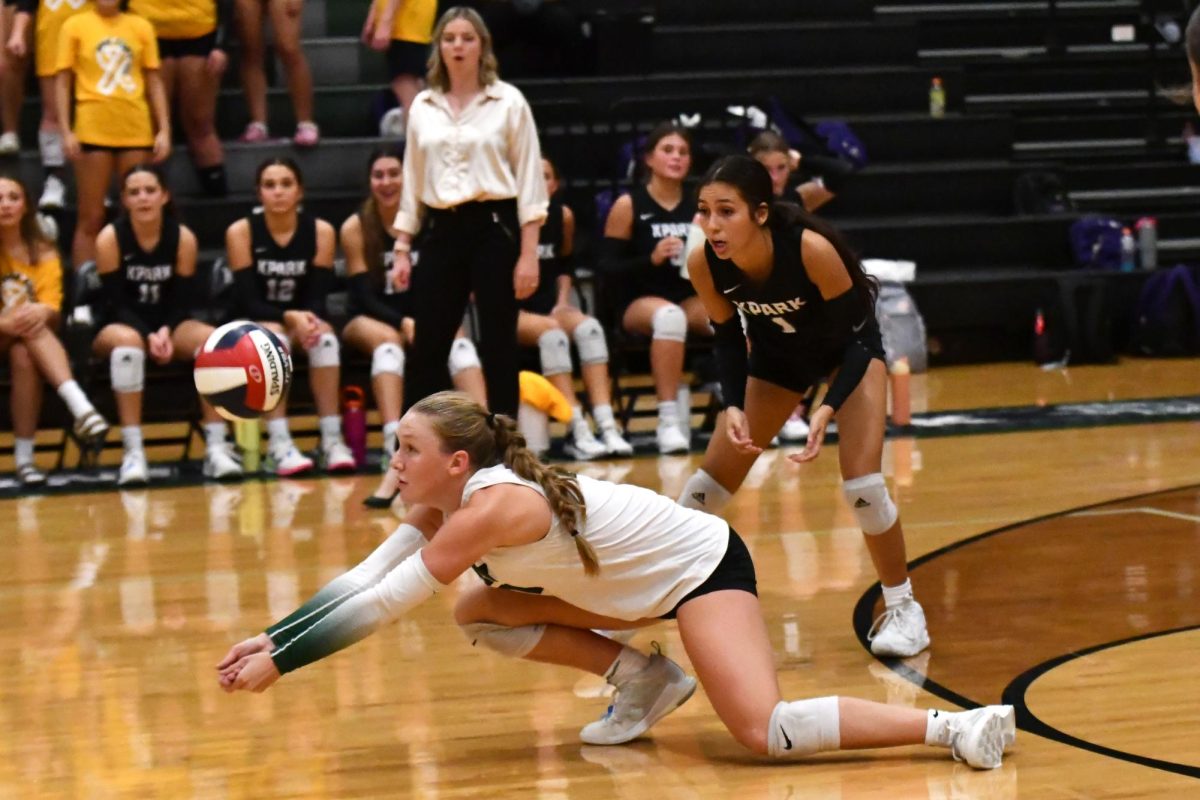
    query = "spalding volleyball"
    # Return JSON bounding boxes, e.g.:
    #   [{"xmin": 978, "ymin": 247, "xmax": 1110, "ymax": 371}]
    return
[{"xmin": 194, "ymin": 321, "xmax": 293, "ymax": 421}]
